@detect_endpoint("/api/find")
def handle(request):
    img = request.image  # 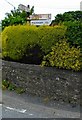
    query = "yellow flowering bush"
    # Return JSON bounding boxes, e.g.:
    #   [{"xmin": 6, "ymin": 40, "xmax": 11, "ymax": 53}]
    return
[{"xmin": 42, "ymin": 40, "xmax": 82, "ymax": 71}]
